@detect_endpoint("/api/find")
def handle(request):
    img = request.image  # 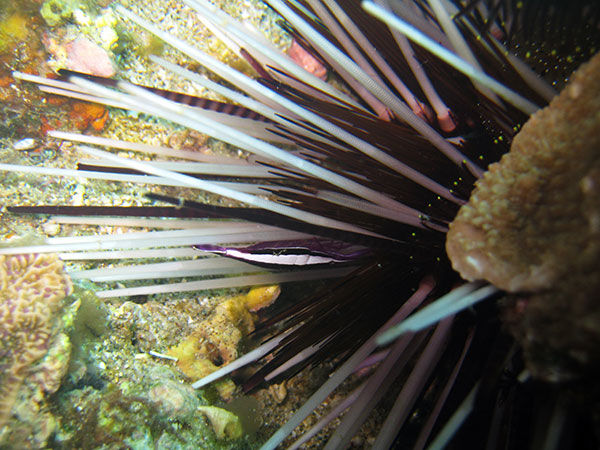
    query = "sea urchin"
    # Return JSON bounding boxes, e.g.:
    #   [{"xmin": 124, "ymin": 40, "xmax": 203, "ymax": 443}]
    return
[{"xmin": 1, "ymin": 0, "xmax": 599, "ymax": 448}]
